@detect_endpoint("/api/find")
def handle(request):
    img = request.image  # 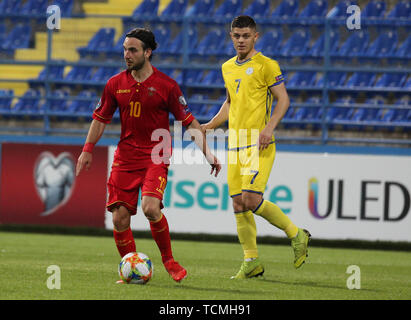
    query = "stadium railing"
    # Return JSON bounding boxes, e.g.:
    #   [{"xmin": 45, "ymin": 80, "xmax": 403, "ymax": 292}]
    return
[{"xmin": 0, "ymin": 1, "xmax": 410, "ymax": 146}]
